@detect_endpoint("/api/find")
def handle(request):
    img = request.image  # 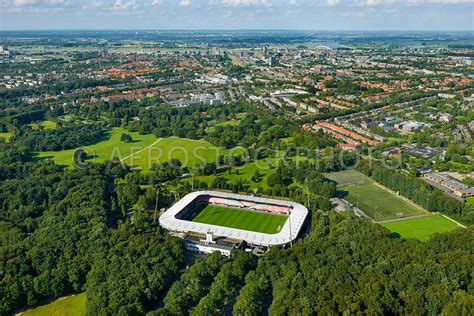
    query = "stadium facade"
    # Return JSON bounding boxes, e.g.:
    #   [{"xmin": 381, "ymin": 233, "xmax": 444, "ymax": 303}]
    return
[{"xmin": 159, "ymin": 190, "xmax": 308, "ymax": 247}]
